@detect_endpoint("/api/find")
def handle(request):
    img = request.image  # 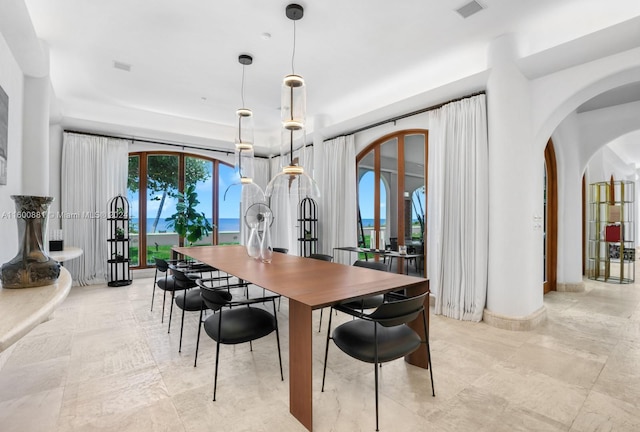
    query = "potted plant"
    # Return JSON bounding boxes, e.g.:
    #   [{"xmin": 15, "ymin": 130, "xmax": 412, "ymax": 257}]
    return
[
  {"xmin": 115, "ymin": 227, "xmax": 125, "ymax": 239},
  {"xmin": 111, "ymin": 252, "xmax": 126, "ymax": 262},
  {"xmin": 165, "ymin": 184, "xmax": 214, "ymax": 246}
]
